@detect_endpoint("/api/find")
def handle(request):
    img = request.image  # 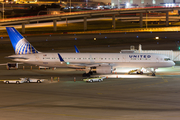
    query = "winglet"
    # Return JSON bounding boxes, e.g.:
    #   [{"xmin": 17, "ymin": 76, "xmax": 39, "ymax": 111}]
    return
[
  {"xmin": 74, "ymin": 45, "xmax": 80, "ymax": 53},
  {"xmin": 58, "ymin": 53, "xmax": 64, "ymax": 62}
]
